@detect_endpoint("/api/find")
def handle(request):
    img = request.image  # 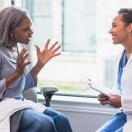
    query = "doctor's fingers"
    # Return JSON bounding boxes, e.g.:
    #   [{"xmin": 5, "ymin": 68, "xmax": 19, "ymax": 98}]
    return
[
  {"xmin": 98, "ymin": 93, "xmax": 106, "ymax": 98},
  {"xmin": 100, "ymin": 100, "xmax": 109, "ymax": 105},
  {"xmin": 98, "ymin": 97, "xmax": 107, "ymax": 104},
  {"xmin": 98, "ymin": 95, "xmax": 109, "ymax": 101}
]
